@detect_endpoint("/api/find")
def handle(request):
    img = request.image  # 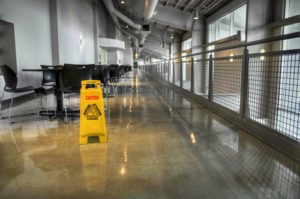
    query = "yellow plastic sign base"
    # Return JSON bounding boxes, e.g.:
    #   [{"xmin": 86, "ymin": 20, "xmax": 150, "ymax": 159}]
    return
[
  {"xmin": 79, "ymin": 134, "xmax": 108, "ymax": 145},
  {"xmin": 79, "ymin": 80, "xmax": 107, "ymax": 144}
]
